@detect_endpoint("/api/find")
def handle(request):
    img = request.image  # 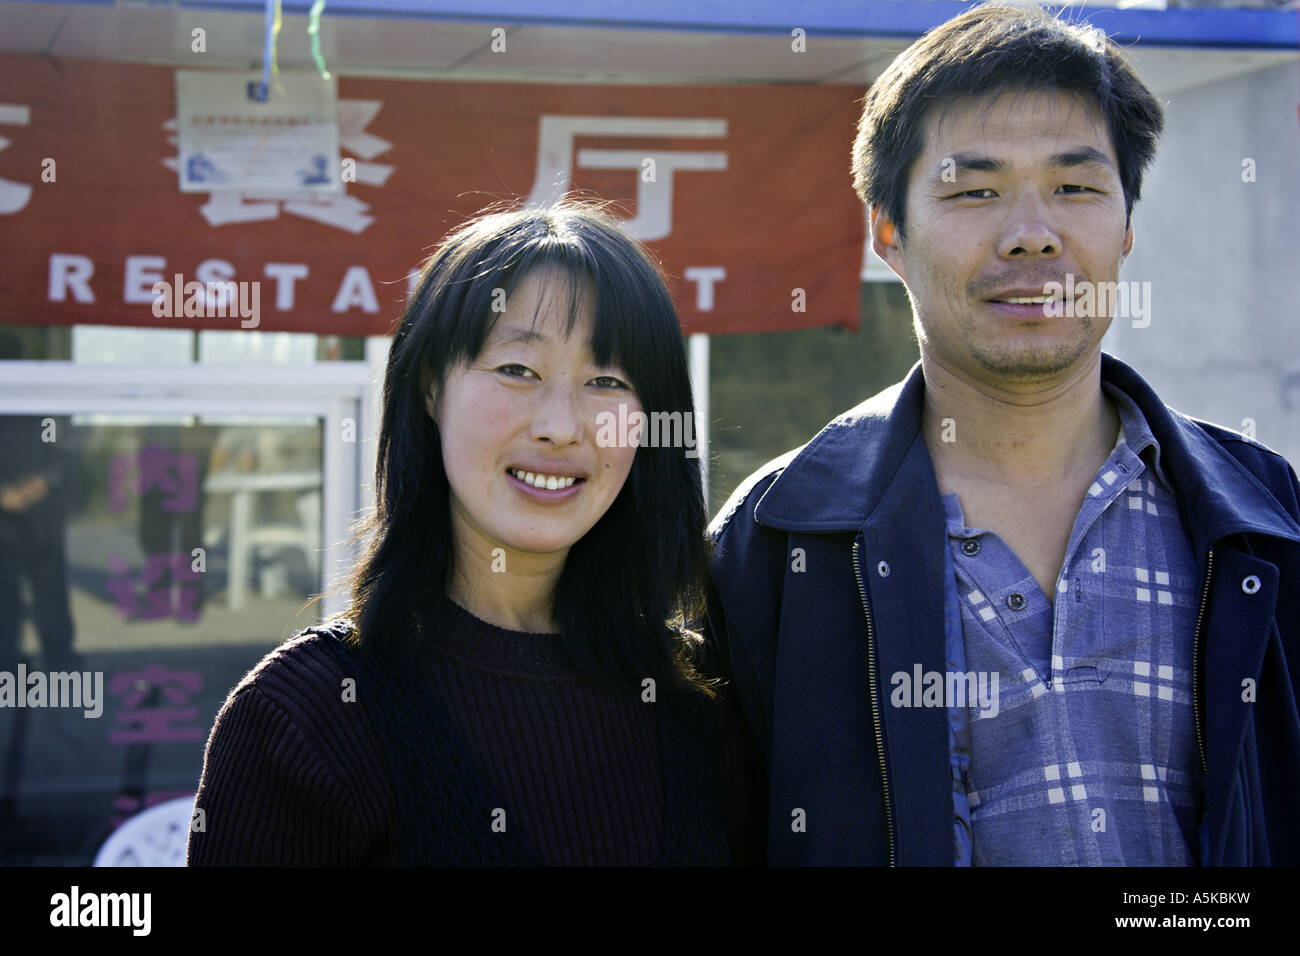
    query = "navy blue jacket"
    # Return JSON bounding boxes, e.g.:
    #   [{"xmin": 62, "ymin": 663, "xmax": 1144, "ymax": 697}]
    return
[{"xmin": 706, "ymin": 354, "xmax": 1300, "ymax": 865}]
